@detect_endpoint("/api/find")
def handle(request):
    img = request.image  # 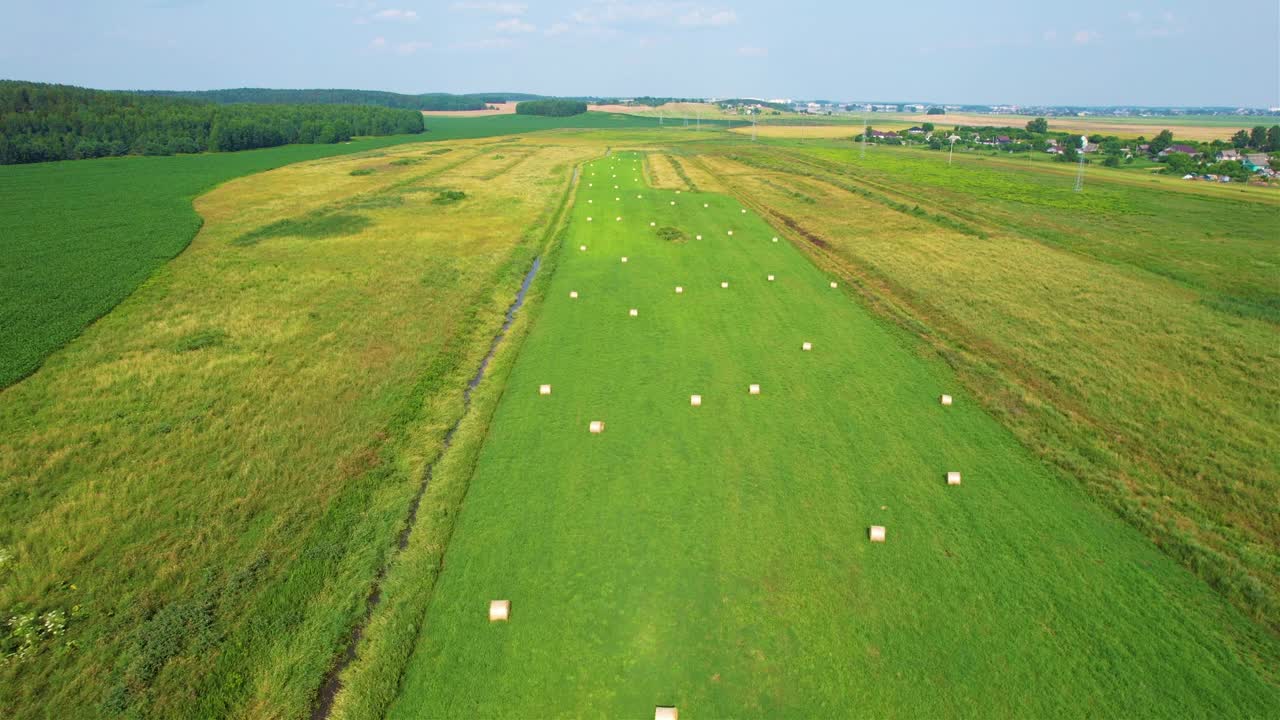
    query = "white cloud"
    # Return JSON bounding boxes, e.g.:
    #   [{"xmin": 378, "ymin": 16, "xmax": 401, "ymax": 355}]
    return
[
  {"xmin": 374, "ymin": 8, "xmax": 419, "ymax": 22},
  {"xmin": 1125, "ymin": 10, "xmax": 1142, "ymax": 23},
  {"xmin": 545, "ymin": 22, "xmax": 570, "ymax": 36},
  {"xmin": 1072, "ymin": 29, "xmax": 1101, "ymax": 45},
  {"xmin": 369, "ymin": 35, "xmax": 387, "ymax": 48},
  {"xmin": 1042, "ymin": 29, "xmax": 1057, "ymax": 42},
  {"xmin": 453, "ymin": 1, "xmax": 528, "ymax": 13},
  {"xmin": 495, "ymin": 17, "xmax": 536, "ymax": 33},
  {"xmin": 678, "ymin": 9, "xmax": 736, "ymax": 27},
  {"xmin": 737, "ymin": 45, "xmax": 766, "ymax": 57}
]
